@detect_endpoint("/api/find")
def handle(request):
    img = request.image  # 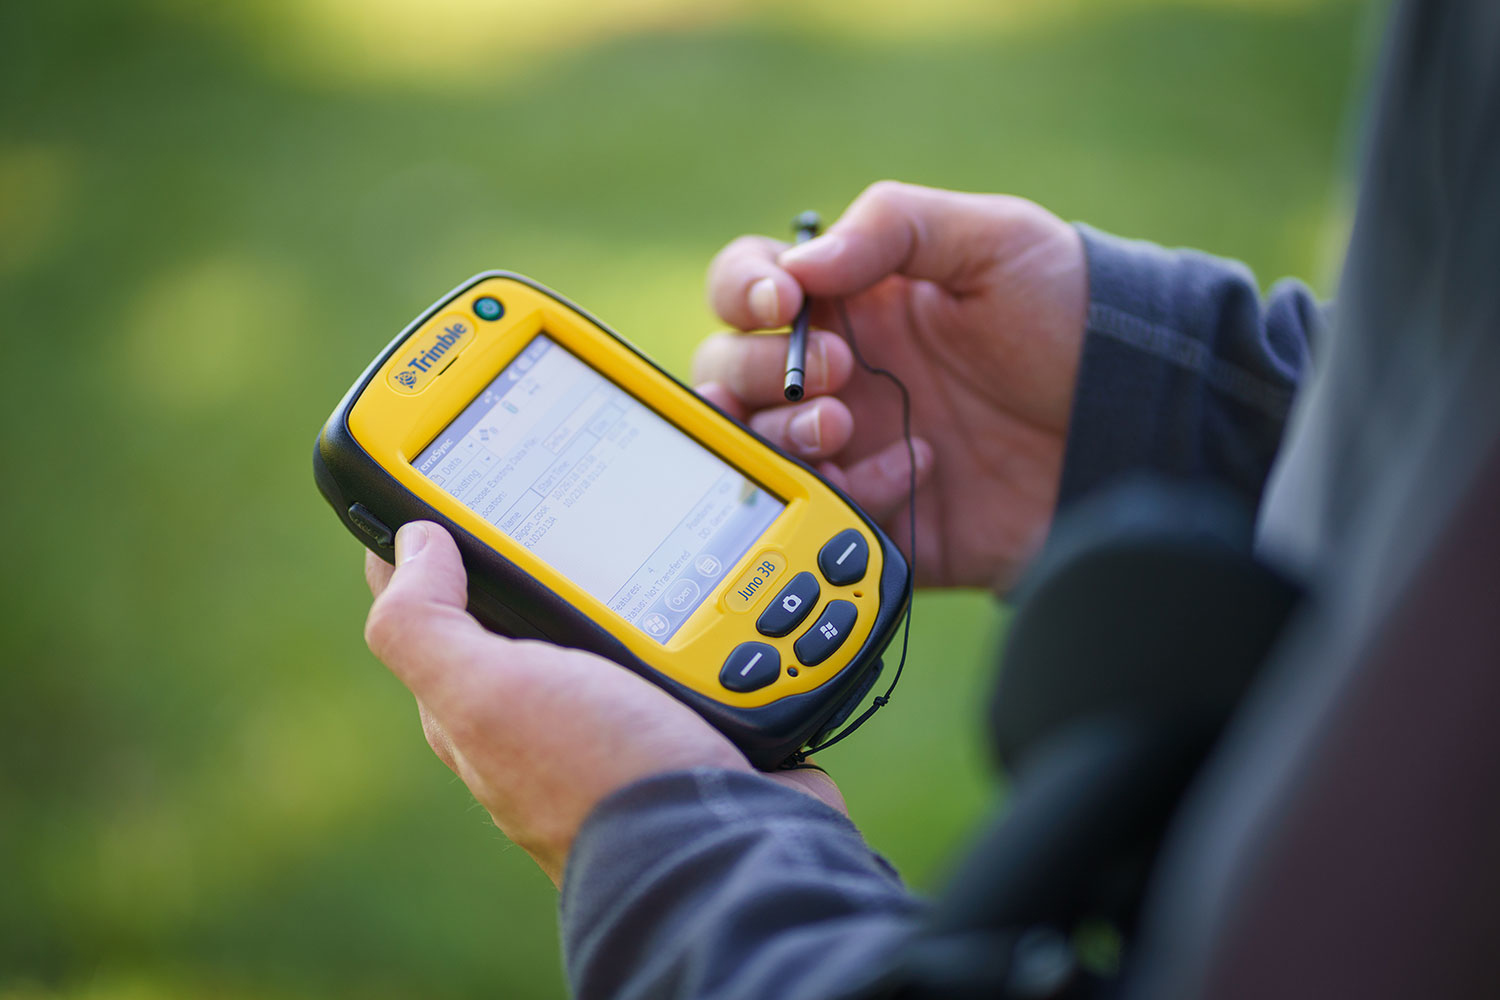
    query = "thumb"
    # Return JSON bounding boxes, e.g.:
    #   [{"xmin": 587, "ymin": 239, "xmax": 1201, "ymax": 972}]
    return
[
  {"xmin": 777, "ymin": 181, "xmax": 1006, "ymax": 297},
  {"xmin": 363, "ymin": 521, "xmax": 498, "ymax": 710}
]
